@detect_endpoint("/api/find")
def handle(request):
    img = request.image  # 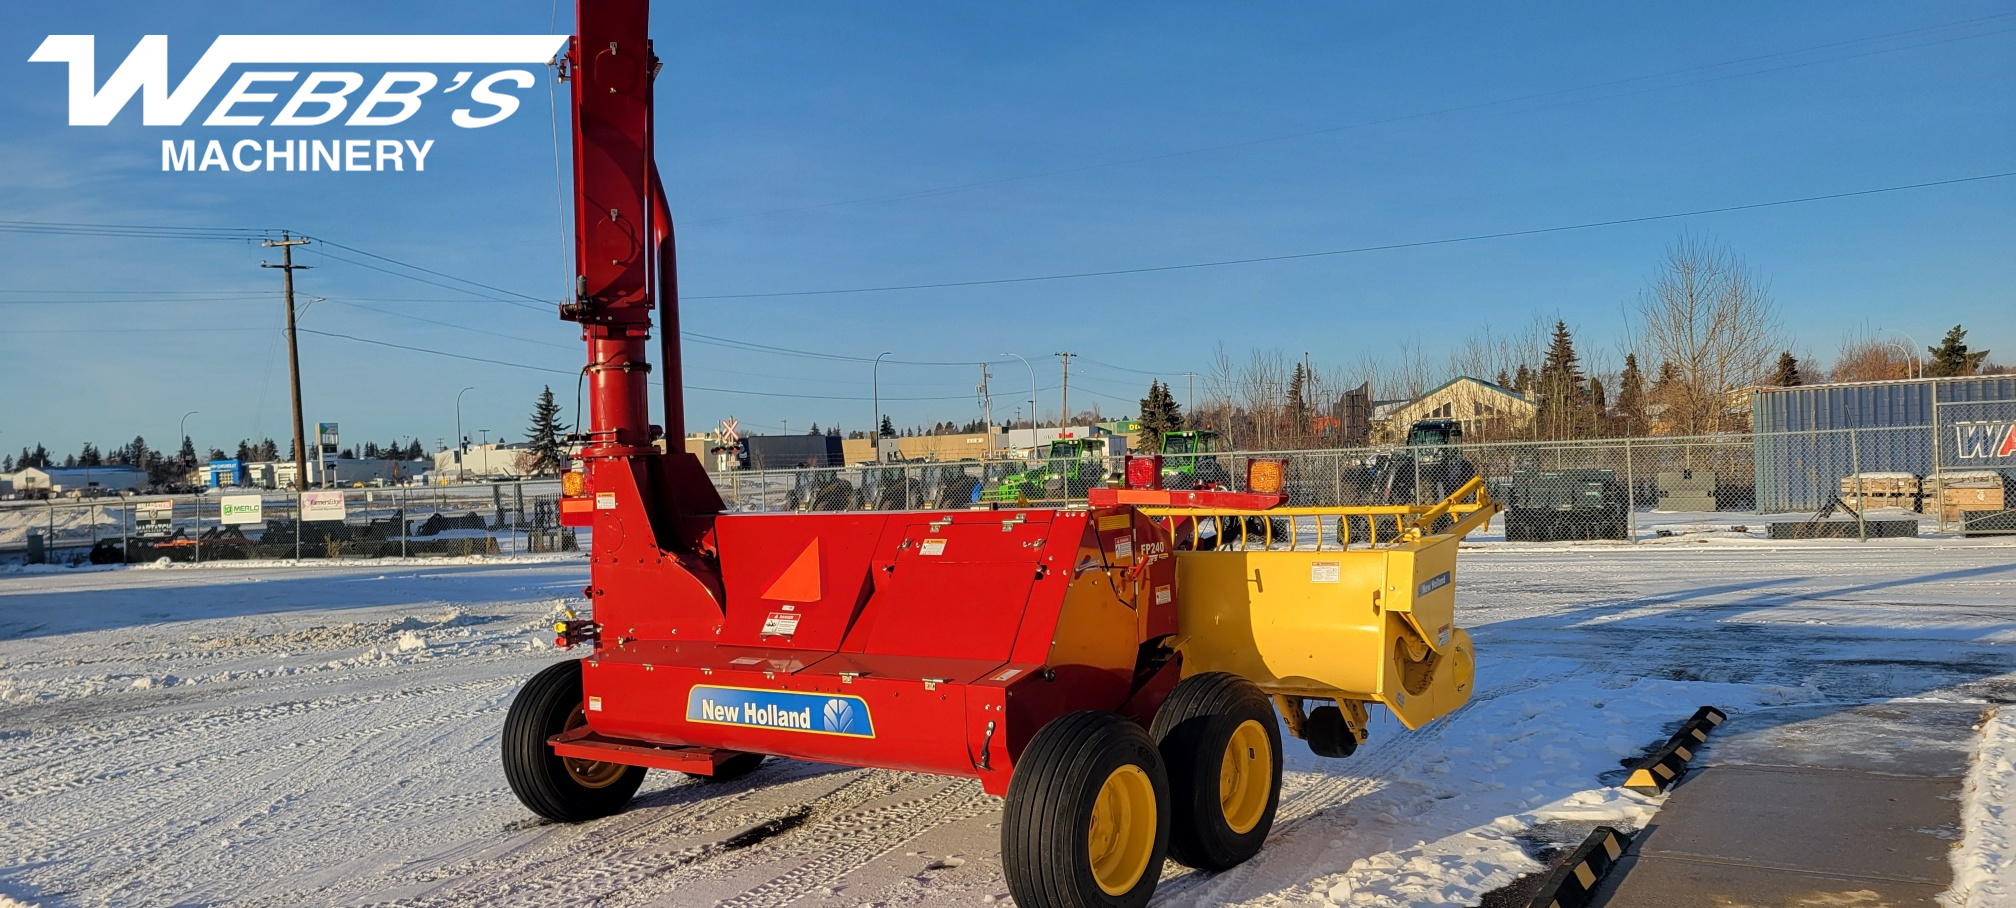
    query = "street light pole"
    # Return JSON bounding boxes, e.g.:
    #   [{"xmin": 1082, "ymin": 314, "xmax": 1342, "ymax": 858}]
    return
[
  {"xmin": 455, "ymin": 386, "xmax": 475, "ymax": 482},
  {"xmin": 873, "ymin": 351, "xmax": 893, "ymax": 463},
  {"xmin": 178, "ymin": 410, "xmax": 199, "ymax": 487},
  {"xmin": 1003, "ymin": 352, "xmax": 1036, "ymax": 431},
  {"xmin": 1883, "ymin": 329, "xmax": 1924, "ymax": 378}
]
